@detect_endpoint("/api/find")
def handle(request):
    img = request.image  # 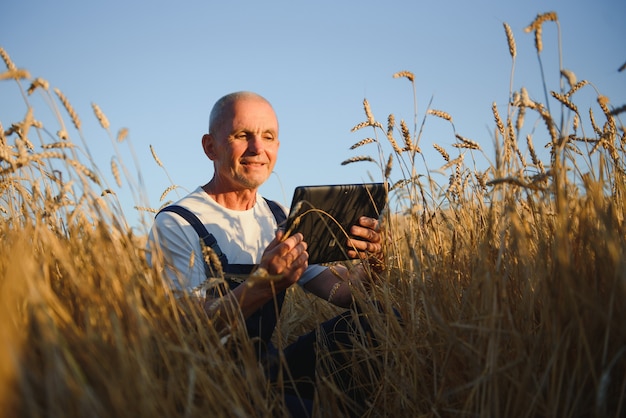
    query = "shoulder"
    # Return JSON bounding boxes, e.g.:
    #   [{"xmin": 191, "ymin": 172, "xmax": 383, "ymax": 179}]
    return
[
  {"xmin": 259, "ymin": 195, "xmax": 287, "ymax": 221},
  {"xmin": 157, "ymin": 187, "xmax": 220, "ymax": 222}
]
